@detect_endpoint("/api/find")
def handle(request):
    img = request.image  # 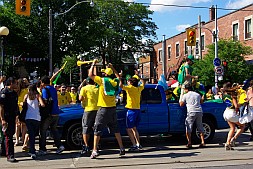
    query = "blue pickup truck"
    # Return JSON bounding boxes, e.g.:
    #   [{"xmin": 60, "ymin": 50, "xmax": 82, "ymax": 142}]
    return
[{"xmin": 58, "ymin": 84, "xmax": 228, "ymax": 149}]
